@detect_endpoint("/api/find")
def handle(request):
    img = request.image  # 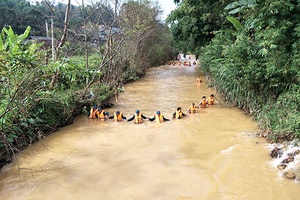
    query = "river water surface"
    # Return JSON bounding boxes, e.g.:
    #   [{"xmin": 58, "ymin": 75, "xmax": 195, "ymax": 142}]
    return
[{"xmin": 0, "ymin": 58, "xmax": 299, "ymax": 200}]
